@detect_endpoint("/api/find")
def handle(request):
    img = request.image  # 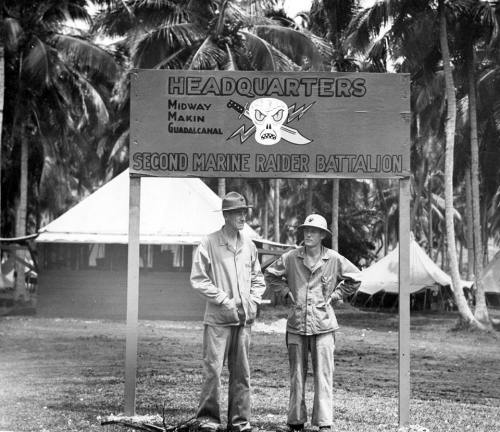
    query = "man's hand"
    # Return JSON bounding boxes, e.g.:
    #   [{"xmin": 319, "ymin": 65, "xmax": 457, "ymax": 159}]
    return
[{"xmin": 221, "ymin": 297, "xmax": 237, "ymax": 310}]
